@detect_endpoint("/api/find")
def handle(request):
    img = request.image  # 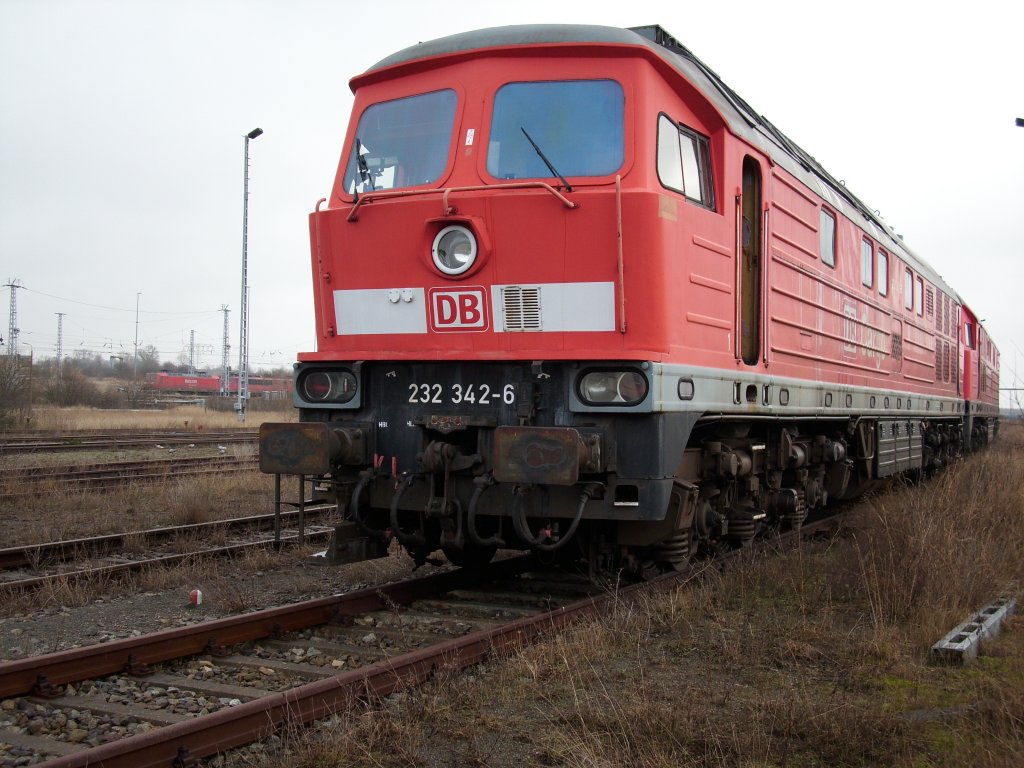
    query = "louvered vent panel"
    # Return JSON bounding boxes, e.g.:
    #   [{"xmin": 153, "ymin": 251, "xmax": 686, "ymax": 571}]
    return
[
  {"xmin": 502, "ymin": 286, "xmax": 542, "ymax": 331},
  {"xmin": 926, "ymin": 287, "xmax": 934, "ymax": 319}
]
